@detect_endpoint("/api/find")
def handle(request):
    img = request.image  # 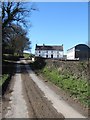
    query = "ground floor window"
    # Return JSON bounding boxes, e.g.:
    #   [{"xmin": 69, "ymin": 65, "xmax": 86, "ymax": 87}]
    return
[{"xmin": 57, "ymin": 55, "xmax": 59, "ymax": 58}]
